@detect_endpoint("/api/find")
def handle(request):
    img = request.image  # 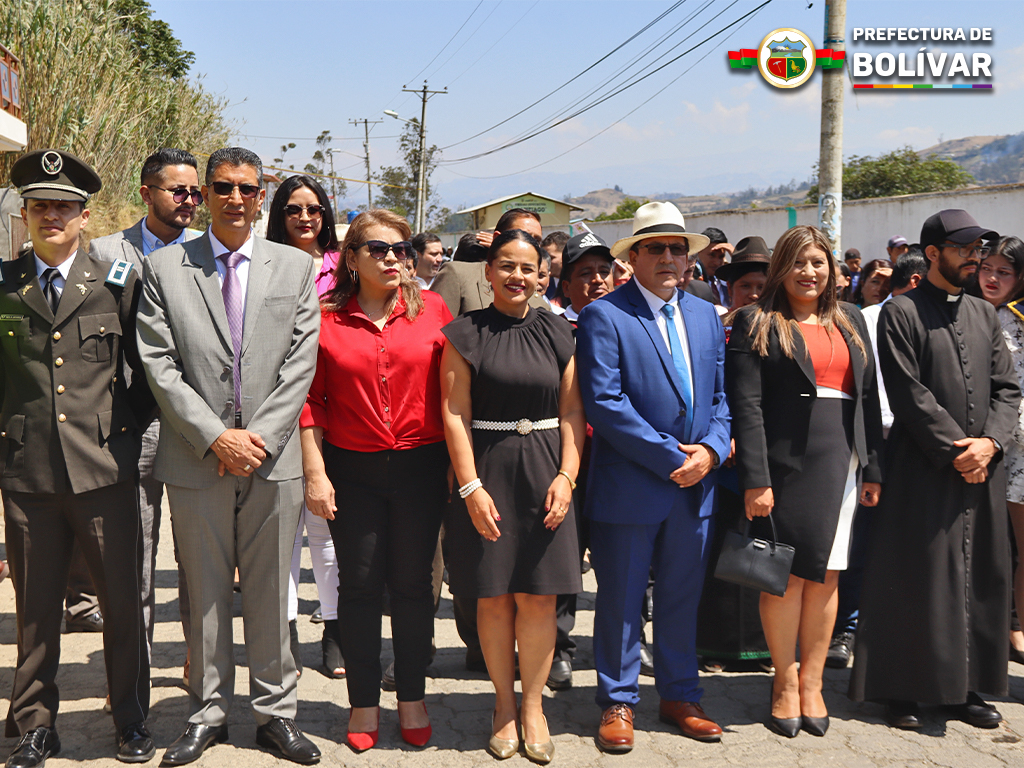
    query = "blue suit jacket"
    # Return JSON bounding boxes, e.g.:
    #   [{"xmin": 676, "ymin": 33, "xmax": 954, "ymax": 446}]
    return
[{"xmin": 576, "ymin": 279, "xmax": 731, "ymax": 525}]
